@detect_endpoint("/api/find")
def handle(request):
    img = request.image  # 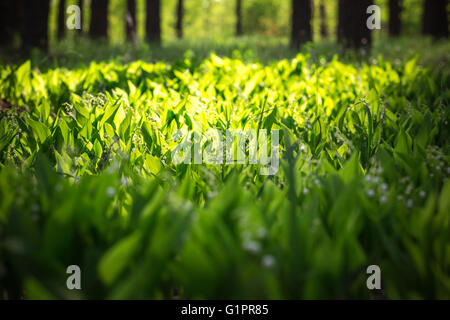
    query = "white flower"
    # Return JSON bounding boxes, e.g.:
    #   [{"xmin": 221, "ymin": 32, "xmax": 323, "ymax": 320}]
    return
[
  {"xmin": 419, "ymin": 191, "xmax": 426, "ymax": 198},
  {"xmin": 106, "ymin": 187, "xmax": 116, "ymax": 197},
  {"xmin": 257, "ymin": 228, "xmax": 267, "ymax": 239},
  {"xmin": 302, "ymin": 188, "xmax": 309, "ymax": 195},
  {"xmin": 121, "ymin": 176, "xmax": 129, "ymax": 186},
  {"xmin": 262, "ymin": 255, "xmax": 276, "ymax": 268},
  {"xmin": 406, "ymin": 199, "xmax": 413, "ymax": 208},
  {"xmin": 367, "ymin": 189, "xmax": 375, "ymax": 198},
  {"xmin": 207, "ymin": 191, "xmax": 217, "ymax": 199},
  {"xmin": 380, "ymin": 195, "xmax": 387, "ymax": 204},
  {"xmin": 405, "ymin": 185, "xmax": 413, "ymax": 195},
  {"xmin": 380, "ymin": 183, "xmax": 388, "ymax": 192},
  {"xmin": 243, "ymin": 240, "xmax": 261, "ymax": 254}
]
